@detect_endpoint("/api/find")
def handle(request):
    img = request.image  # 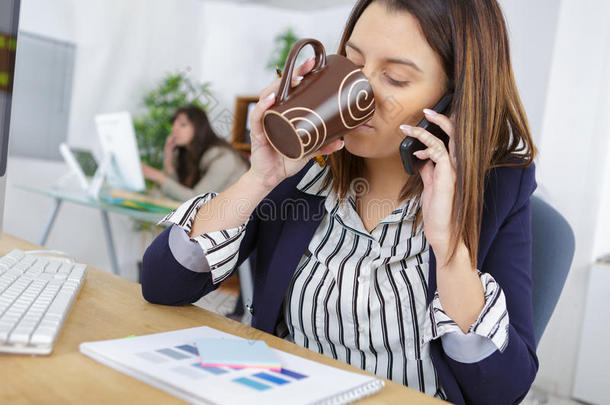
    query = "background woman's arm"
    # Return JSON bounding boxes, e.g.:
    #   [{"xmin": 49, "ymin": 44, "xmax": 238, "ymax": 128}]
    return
[{"xmin": 160, "ymin": 148, "xmax": 248, "ymax": 202}]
